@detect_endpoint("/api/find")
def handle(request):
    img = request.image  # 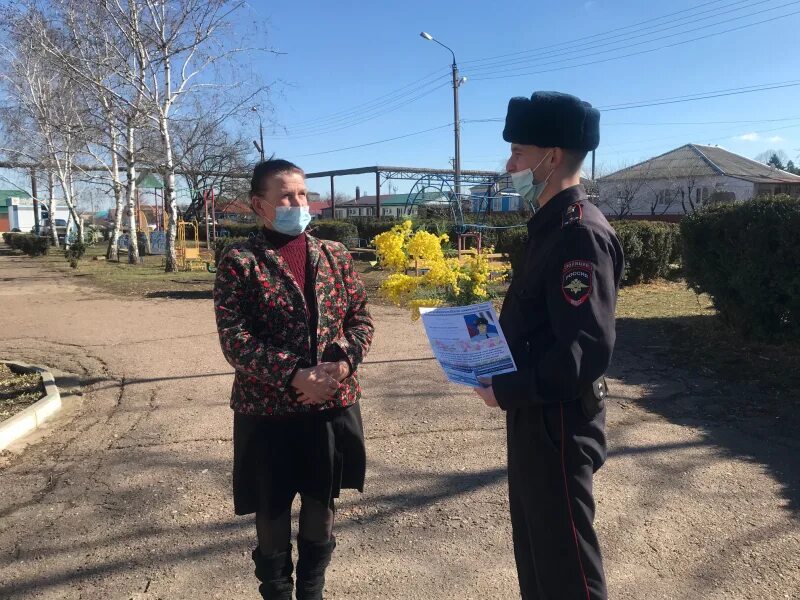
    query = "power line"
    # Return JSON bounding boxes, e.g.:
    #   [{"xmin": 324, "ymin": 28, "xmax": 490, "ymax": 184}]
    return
[
  {"xmin": 295, "ymin": 82, "xmax": 800, "ymax": 159},
  {"xmin": 599, "ymin": 122, "xmax": 800, "ymax": 154},
  {"xmin": 294, "ymin": 123, "xmax": 454, "ymax": 157},
  {"xmin": 600, "ymin": 80, "xmax": 800, "ymax": 111},
  {"xmin": 469, "ymin": 7, "xmax": 800, "ymax": 81},
  {"xmin": 603, "ymin": 116, "xmax": 800, "ymax": 126},
  {"xmin": 460, "ymin": 0, "xmax": 737, "ymax": 66},
  {"xmin": 278, "ymin": 69, "xmax": 449, "ymax": 130},
  {"xmin": 273, "ymin": 81, "xmax": 451, "ymax": 138},
  {"xmin": 463, "ymin": 80, "xmax": 800, "ymax": 125},
  {"xmin": 465, "ymin": 0, "xmax": 764, "ymax": 74}
]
